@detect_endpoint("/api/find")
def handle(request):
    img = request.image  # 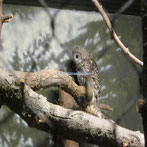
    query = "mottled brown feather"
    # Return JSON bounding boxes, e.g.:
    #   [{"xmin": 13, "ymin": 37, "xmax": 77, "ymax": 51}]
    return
[{"xmin": 72, "ymin": 46, "xmax": 101, "ymax": 106}]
